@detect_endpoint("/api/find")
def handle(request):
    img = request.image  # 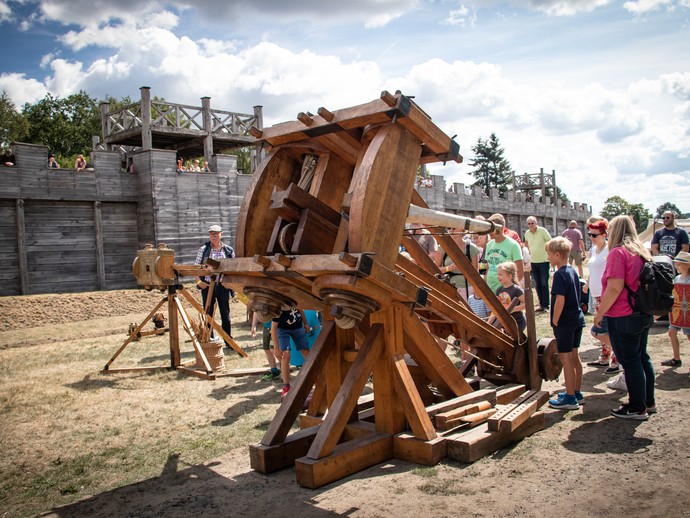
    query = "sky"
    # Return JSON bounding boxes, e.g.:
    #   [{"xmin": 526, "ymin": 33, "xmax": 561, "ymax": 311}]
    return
[{"xmin": 1, "ymin": 0, "xmax": 689, "ymax": 216}]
